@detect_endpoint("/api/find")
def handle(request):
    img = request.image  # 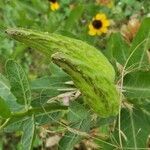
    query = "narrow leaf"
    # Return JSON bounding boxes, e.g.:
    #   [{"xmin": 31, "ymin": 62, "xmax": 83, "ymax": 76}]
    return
[
  {"xmin": 116, "ymin": 107, "xmax": 150, "ymax": 148},
  {"xmin": 21, "ymin": 115, "xmax": 35, "ymax": 150},
  {"xmin": 105, "ymin": 33, "xmax": 130, "ymax": 65},
  {"xmin": 126, "ymin": 18, "xmax": 150, "ymax": 69}
]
